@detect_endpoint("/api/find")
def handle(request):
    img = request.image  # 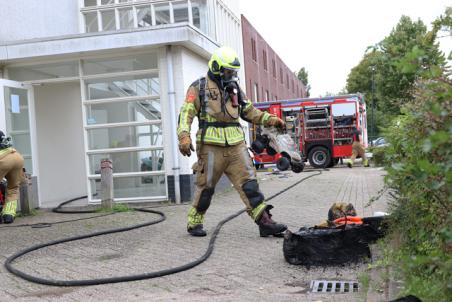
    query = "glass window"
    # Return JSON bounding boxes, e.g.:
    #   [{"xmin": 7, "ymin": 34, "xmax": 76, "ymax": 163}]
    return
[
  {"xmin": 4, "ymin": 87, "xmax": 30, "ymax": 131},
  {"xmin": 332, "ymin": 103, "xmax": 356, "ymax": 117},
  {"xmin": 11, "ymin": 133, "xmax": 32, "ymax": 156},
  {"xmin": 101, "ymin": 9, "xmax": 116, "ymax": 31},
  {"xmin": 8, "ymin": 61, "xmax": 79, "ymax": 81},
  {"xmin": 90, "ymin": 175, "xmax": 166, "ymax": 199},
  {"xmin": 119, "ymin": 7, "xmax": 134, "ymax": 29},
  {"xmin": 154, "ymin": 3, "xmax": 170, "ymax": 25},
  {"xmin": 272, "ymin": 60, "xmax": 276, "ymax": 77},
  {"xmin": 87, "ymin": 124, "xmax": 163, "ymax": 150},
  {"xmin": 86, "ymin": 99, "xmax": 162, "ymax": 125},
  {"xmin": 88, "ymin": 149, "xmax": 164, "ymax": 174},
  {"xmin": 84, "ymin": 0, "xmax": 97, "ymax": 7},
  {"xmin": 253, "ymin": 83, "xmax": 258, "ymax": 102},
  {"xmin": 84, "ymin": 12, "xmax": 99, "ymax": 33},
  {"xmin": 82, "ymin": 53, "xmax": 157, "ymax": 75},
  {"xmin": 101, "ymin": 0, "xmax": 114, "ymax": 5},
  {"xmin": 251, "ymin": 38, "xmax": 256, "ymax": 61},
  {"xmin": 191, "ymin": 0, "xmax": 207, "ymax": 32},
  {"xmin": 172, "ymin": 1, "xmax": 189, "ymax": 23},
  {"xmin": 137, "ymin": 5, "xmax": 152, "ymax": 27},
  {"xmin": 85, "ymin": 74, "xmax": 159, "ymax": 100}
]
